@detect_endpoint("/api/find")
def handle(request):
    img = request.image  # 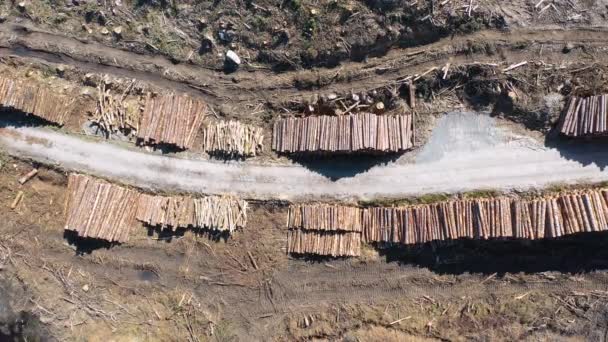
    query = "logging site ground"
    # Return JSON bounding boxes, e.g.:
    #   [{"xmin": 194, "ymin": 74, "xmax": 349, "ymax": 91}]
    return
[{"xmin": 3, "ymin": 0, "xmax": 608, "ymax": 341}]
